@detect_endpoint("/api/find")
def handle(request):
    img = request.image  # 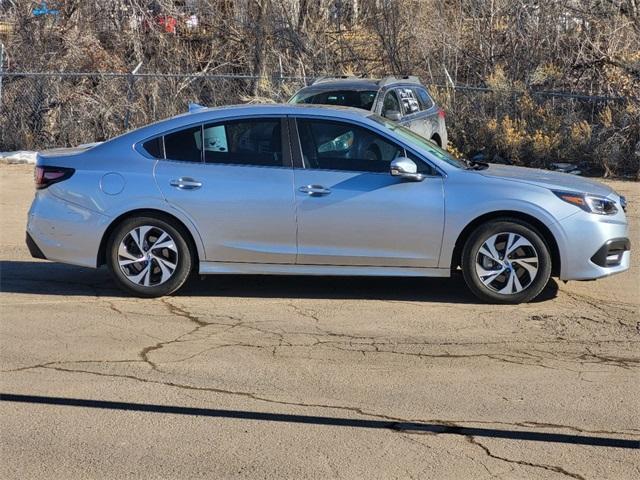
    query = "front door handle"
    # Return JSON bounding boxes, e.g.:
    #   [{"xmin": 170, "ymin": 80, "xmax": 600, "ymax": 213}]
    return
[
  {"xmin": 170, "ymin": 177, "xmax": 202, "ymax": 190},
  {"xmin": 298, "ymin": 185, "xmax": 331, "ymax": 196}
]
